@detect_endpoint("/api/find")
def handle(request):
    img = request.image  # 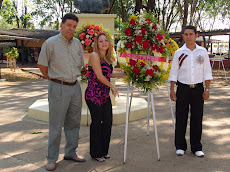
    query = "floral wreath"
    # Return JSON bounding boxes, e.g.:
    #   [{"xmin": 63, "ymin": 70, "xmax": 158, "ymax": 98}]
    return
[
  {"xmin": 75, "ymin": 23, "xmax": 117, "ymax": 82},
  {"xmin": 117, "ymin": 11, "xmax": 179, "ymax": 91}
]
